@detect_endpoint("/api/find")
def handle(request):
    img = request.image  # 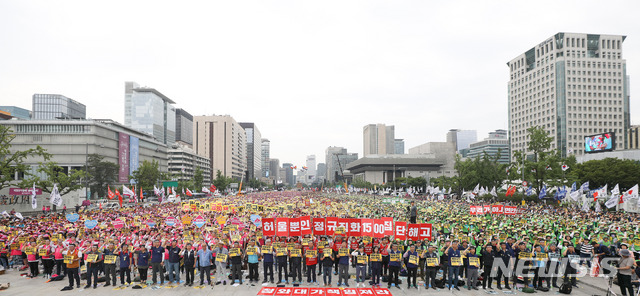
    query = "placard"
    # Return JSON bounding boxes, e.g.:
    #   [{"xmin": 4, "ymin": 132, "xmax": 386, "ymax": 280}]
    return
[
  {"xmin": 104, "ymin": 255, "xmax": 116, "ymax": 264},
  {"xmin": 39, "ymin": 248, "xmax": 48, "ymax": 256},
  {"xmin": 450, "ymin": 257, "xmax": 463, "ymax": 266},
  {"xmin": 357, "ymin": 255, "xmax": 368, "ymax": 264},
  {"xmin": 276, "ymin": 247, "xmax": 288, "ymax": 256},
  {"xmin": 290, "ymin": 249, "xmax": 302, "ymax": 257},
  {"xmin": 25, "ymin": 247, "xmax": 35, "ymax": 255},
  {"xmin": 246, "ymin": 247, "xmax": 257, "ymax": 256},
  {"xmin": 390, "ymin": 253, "xmax": 401, "ymax": 262},
  {"xmin": 338, "ymin": 248, "xmax": 349, "ymax": 257},
  {"xmin": 370, "ymin": 254, "xmax": 382, "ymax": 262},
  {"xmin": 87, "ymin": 254, "xmax": 98, "ymax": 263},
  {"xmin": 64, "ymin": 255, "xmax": 74, "ymax": 264},
  {"xmin": 229, "ymin": 248, "xmax": 241, "ymax": 257},
  {"xmin": 306, "ymin": 250, "xmax": 317, "ymax": 258},
  {"xmin": 323, "ymin": 249, "xmax": 332, "ymax": 258},
  {"xmin": 216, "ymin": 253, "xmax": 228, "ymax": 262},
  {"xmin": 518, "ymin": 252, "xmax": 532, "ymax": 260},
  {"xmin": 302, "ymin": 238, "xmax": 311, "ymax": 246},
  {"xmin": 262, "ymin": 246, "xmax": 272, "ymax": 254},
  {"xmin": 426, "ymin": 258, "xmax": 438, "ymax": 267},
  {"xmin": 469, "ymin": 257, "xmax": 480, "ymax": 267},
  {"xmin": 408, "ymin": 255, "xmax": 418, "ymax": 265}
]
